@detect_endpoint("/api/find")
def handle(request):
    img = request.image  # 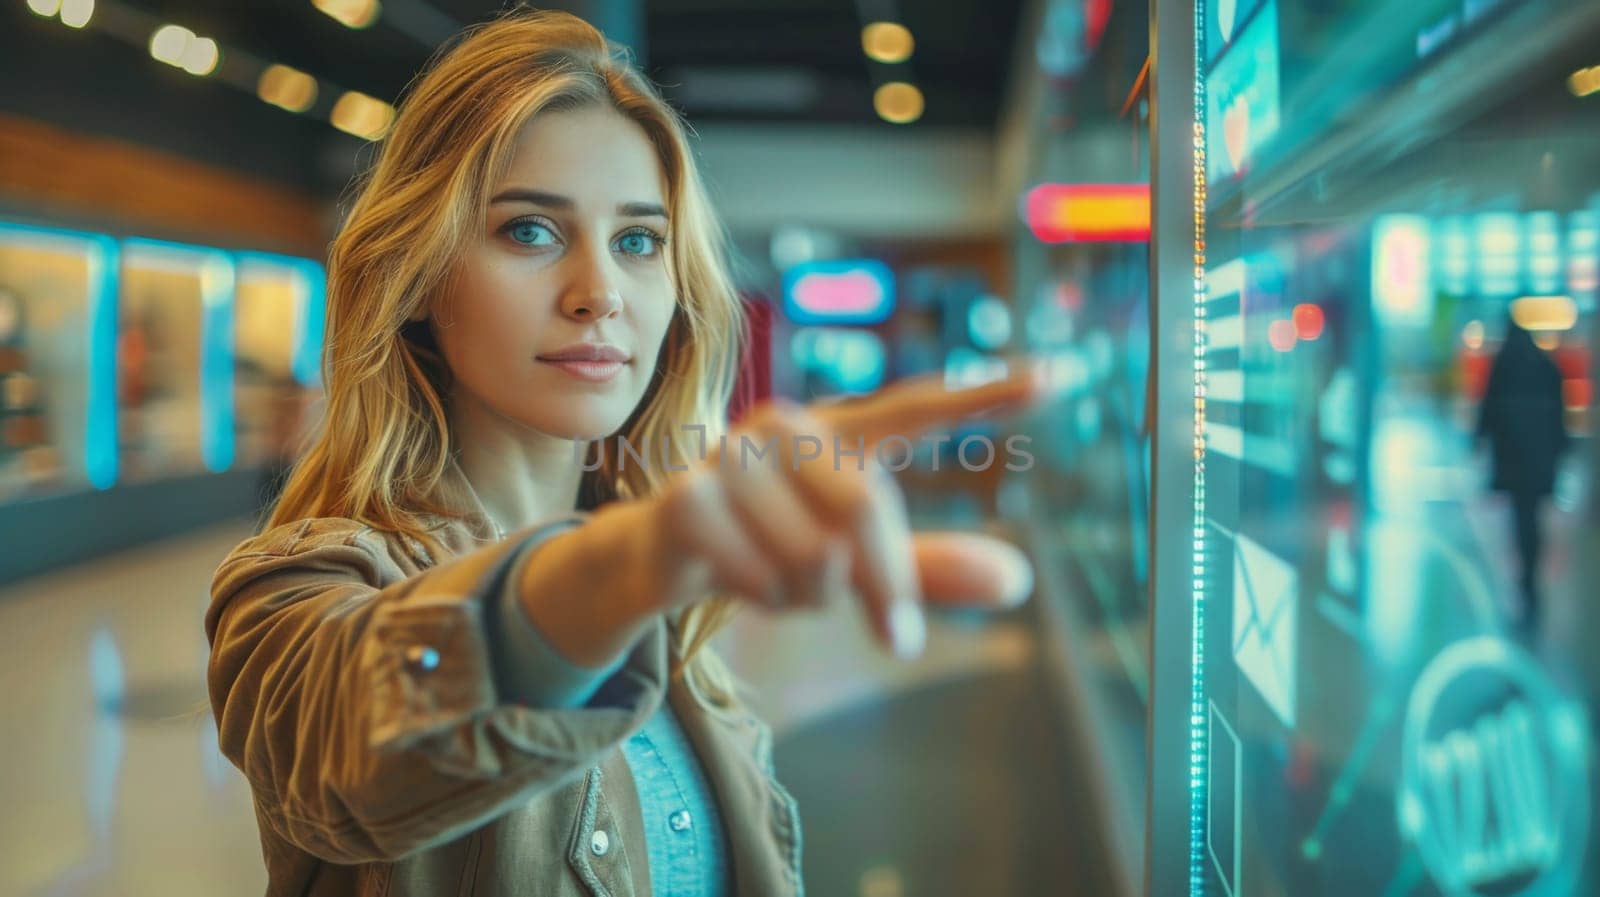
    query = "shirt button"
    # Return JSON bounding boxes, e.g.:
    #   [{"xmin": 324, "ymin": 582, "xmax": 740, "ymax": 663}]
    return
[
  {"xmin": 404, "ymin": 644, "xmax": 441, "ymax": 672},
  {"xmin": 669, "ymin": 810, "xmax": 692, "ymax": 832},
  {"xmin": 590, "ymin": 829, "xmax": 611, "ymax": 856}
]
